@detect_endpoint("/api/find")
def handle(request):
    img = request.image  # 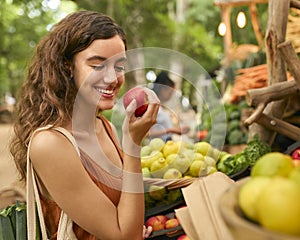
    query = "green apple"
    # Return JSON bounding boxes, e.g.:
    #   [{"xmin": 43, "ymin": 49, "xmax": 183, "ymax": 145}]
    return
[
  {"xmin": 203, "ymin": 156, "xmax": 216, "ymax": 167},
  {"xmin": 168, "ymin": 150, "xmax": 193, "ymax": 174},
  {"xmin": 141, "ymin": 145, "xmax": 152, "ymax": 157},
  {"xmin": 148, "ymin": 185, "xmax": 167, "ymax": 200},
  {"xmin": 142, "ymin": 167, "xmax": 151, "ymax": 178},
  {"xmin": 149, "ymin": 138, "xmax": 165, "ymax": 152}
]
